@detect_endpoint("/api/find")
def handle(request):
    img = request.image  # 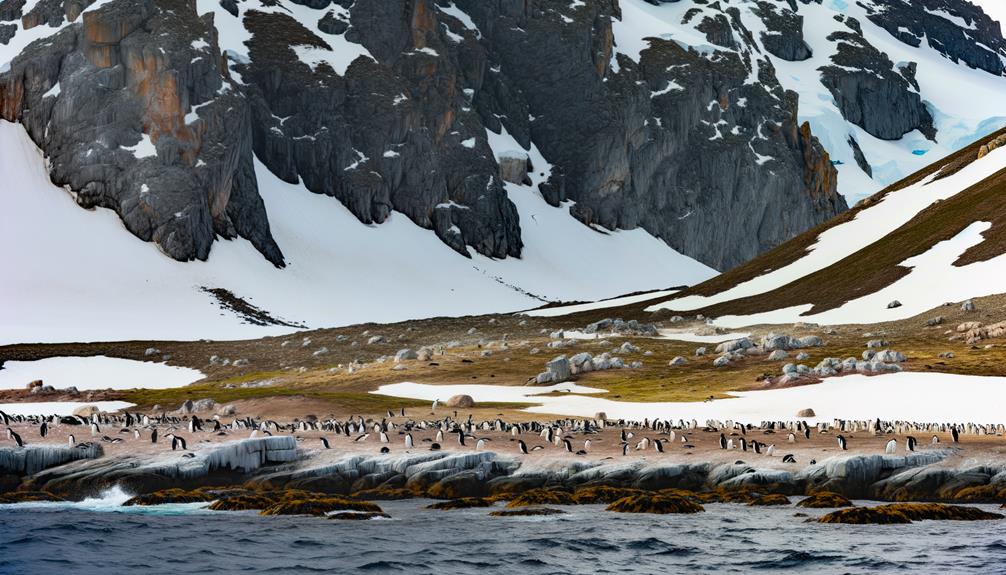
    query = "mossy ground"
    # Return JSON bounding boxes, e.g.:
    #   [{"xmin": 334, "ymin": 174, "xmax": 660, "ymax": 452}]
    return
[
  {"xmin": 819, "ymin": 503, "xmax": 1003, "ymax": 524},
  {"xmin": 606, "ymin": 494, "xmax": 704, "ymax": 514},
  {"xmin": 797, "ymin": 492, "xmax": 854, "ymax": 508}
]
